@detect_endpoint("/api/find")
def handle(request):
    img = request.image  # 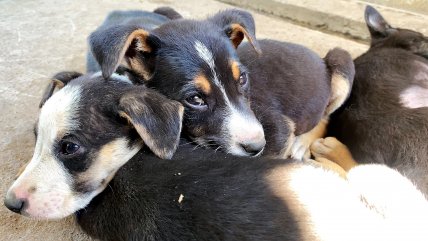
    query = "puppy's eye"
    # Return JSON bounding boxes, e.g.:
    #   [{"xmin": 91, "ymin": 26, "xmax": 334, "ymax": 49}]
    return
[
  {"xmin": 60, "ymin": 141, "xmax": 80, "ymax": 155},
  {"xmin": 185, "ymin": 95, "xmax": 207, "ymax": 109},
  {"xmin": 239, "ymin": 72, "xmax": 248, "ymax": 86}
]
